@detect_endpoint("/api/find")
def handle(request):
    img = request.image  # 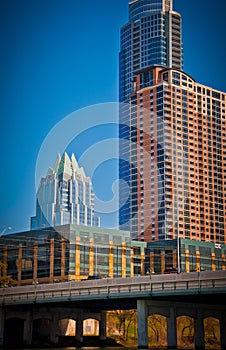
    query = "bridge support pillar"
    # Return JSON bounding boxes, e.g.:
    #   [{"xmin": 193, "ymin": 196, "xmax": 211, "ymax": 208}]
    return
[
  {"xmin": 76, "ymin": 311, "xmax": 83, "ymax": 343},
  {"xmin": 194, "ymin": 310, "xmax": 205, "ymax": 350},
  {"xmin": 23, "ymin": 311, "xmax": 33, "ymax": 345},
  {"xmin": 137, "ymin": 300, "xmax": 148, "ymax": 349},
  {"xmin": 0, "ymin": 308, "xmax": 5, "ymax": 346},
  {"xmin": 50, "ymin": 313, "xmax": 59, "ymax": 344},
  {"xmin": 221, "ymin": 312, "xmax": 226, "ymax": 350},
  {"xmin": 100, "ymin": 311, "xmax": 106, "ymax": 340},
  {"xmin": 167, "ymin": 307, "xmax": 177, "ymax": 349}
]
